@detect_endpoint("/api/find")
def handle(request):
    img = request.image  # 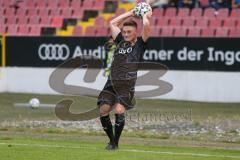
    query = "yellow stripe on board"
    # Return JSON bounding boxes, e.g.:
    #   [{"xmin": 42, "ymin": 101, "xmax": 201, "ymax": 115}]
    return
[{"xmin": 1, "ymin": 34, "xmax": 6, "ymax": 67}]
